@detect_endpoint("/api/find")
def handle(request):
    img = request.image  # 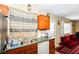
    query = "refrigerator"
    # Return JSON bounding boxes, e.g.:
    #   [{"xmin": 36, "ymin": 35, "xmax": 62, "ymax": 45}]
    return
[{"xmin": 0, "ymin": 13, "xmax": 7, "ymax": 52}]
